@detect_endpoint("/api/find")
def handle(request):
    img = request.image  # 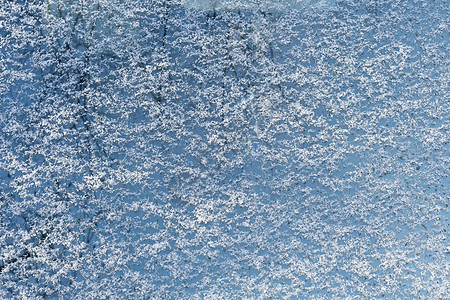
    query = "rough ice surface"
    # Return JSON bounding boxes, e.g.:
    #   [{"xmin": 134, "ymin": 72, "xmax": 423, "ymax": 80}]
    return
[
  {"xmin": 0, "ymin": 0, "xmax": 448, "ymax": 299},
  {"xmin": 181, "ymin": 0, "xmax": 334, "ymax": 12}
]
